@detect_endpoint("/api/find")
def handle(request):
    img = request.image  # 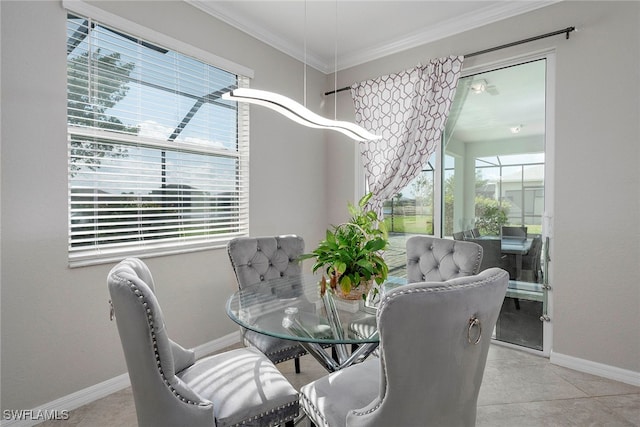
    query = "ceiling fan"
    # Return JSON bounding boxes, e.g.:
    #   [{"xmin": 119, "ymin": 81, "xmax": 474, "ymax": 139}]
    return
[{"xmin": 469, "ymin": 78, "xmax": 499, "ymax": 95}]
